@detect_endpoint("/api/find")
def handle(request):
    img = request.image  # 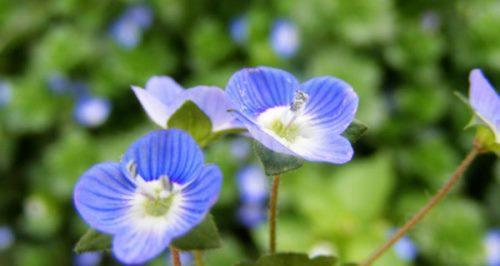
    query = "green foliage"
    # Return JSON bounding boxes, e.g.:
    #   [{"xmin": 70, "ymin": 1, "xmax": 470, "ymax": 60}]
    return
[
  {"xmin": 172, "ymin": 214, "xmax": 222, "ymax": 251},
  {"xmin": 253, "ymin": 141, "xmax": 303, "ymax": 176},
  {"xmin": 342, "ymin": 120, "xmax": 368, "ymax": 143},
  {"xmin": 234, "ymin": 253, "xmax": 337, "ymax": 266},
  {"xmin": 74, "ymin": 229, "xmax": 111, "ymax": 253}
]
